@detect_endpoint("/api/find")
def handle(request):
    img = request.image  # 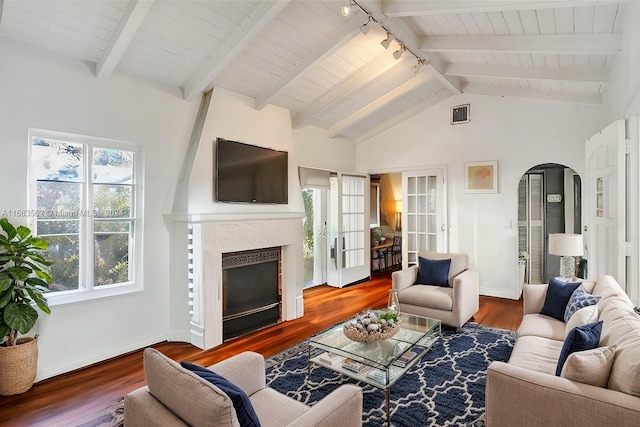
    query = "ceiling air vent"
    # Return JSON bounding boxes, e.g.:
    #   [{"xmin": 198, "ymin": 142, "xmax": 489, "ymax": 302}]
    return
[{"xmin": 451, "ymin": 104, "xmax": 470, "ymax": 125}]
